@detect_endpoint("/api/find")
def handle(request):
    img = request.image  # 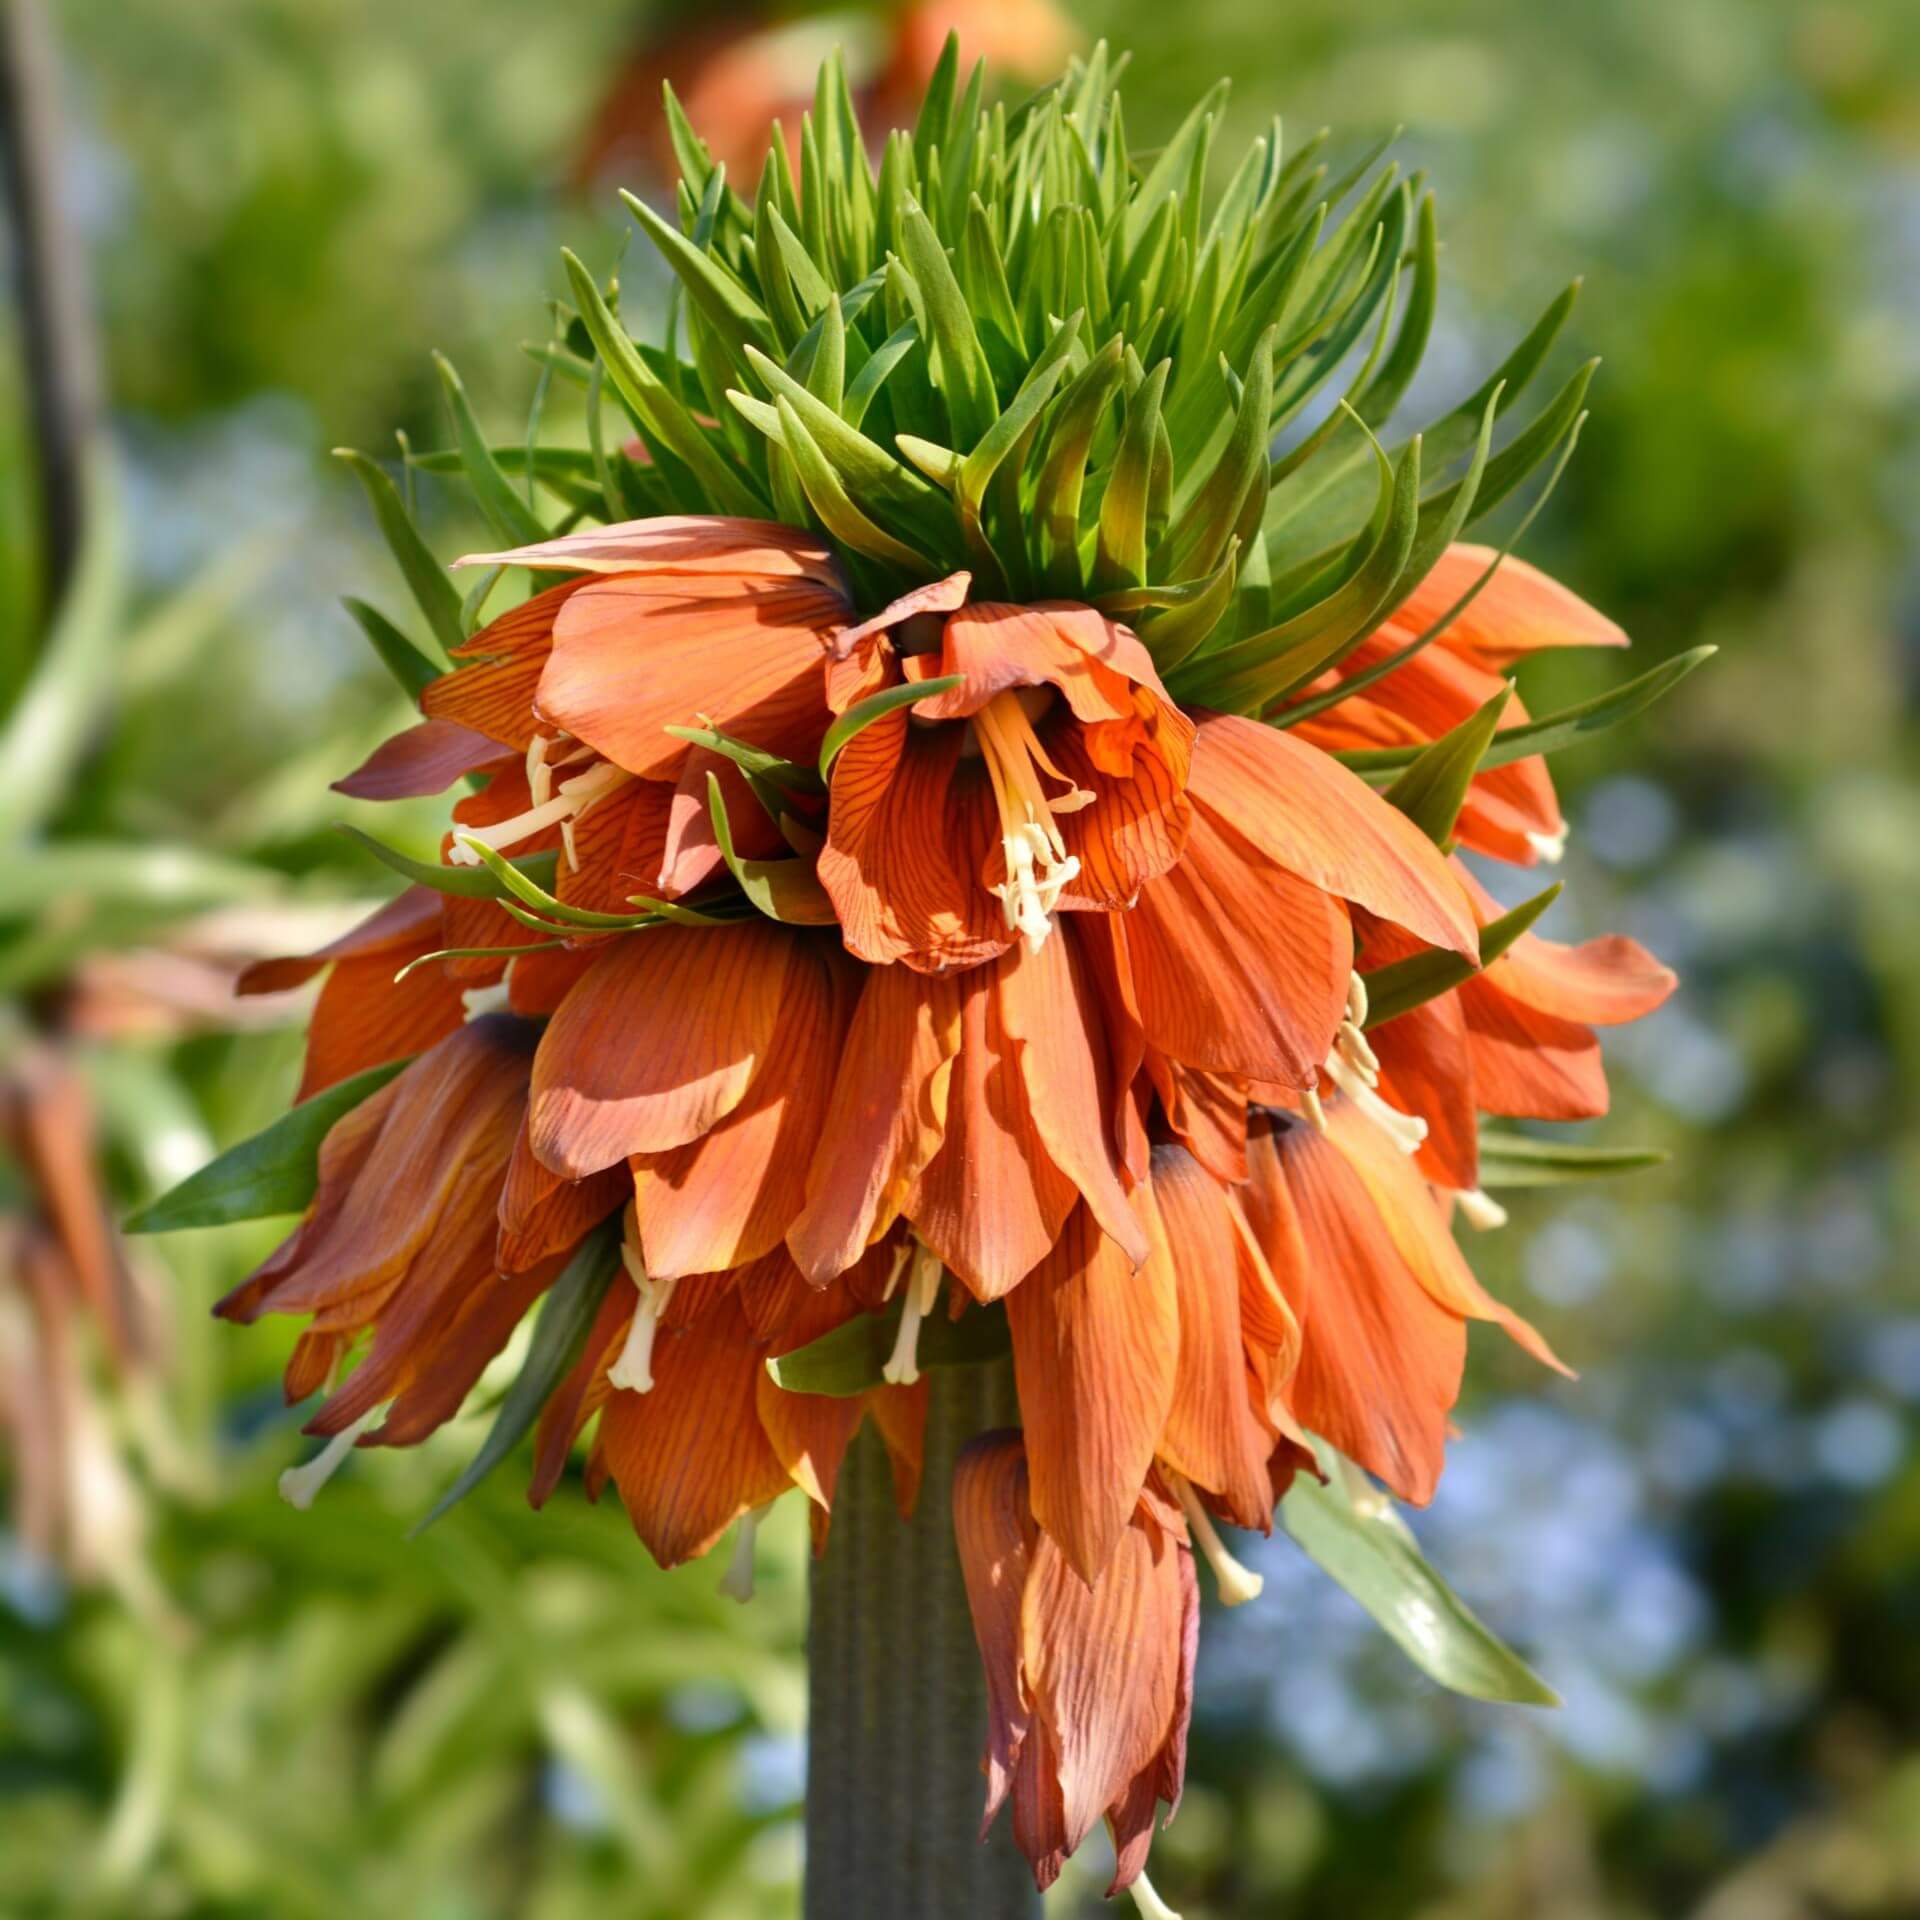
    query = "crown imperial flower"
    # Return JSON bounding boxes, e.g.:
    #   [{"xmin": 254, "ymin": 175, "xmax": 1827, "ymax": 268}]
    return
[{"xmin": 144, "ymin": 40, "xmax": 1707, "ymax": 1904}]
